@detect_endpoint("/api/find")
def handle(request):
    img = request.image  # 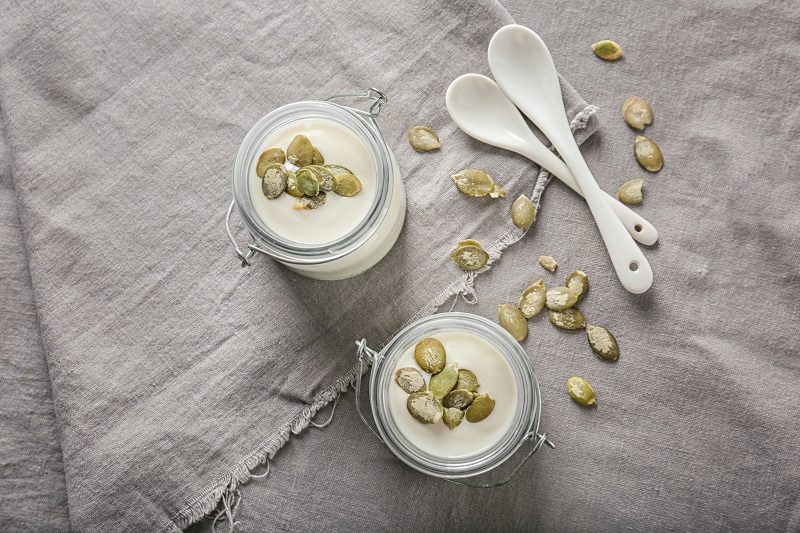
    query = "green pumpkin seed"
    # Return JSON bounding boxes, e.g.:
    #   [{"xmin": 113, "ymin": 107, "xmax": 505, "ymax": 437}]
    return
[
  {"xmin": 465, "ymin": 393, "xmax": 495, "ymax": 422},
  {"xmin": 256, "ymin": 147, "xmax": 286, "ymax": 177},
  {"xmin": 539, "ymin": 255, "xmax": 558, "ymax": 272},
  {"xmin": 455, "ymin": 239, "xmax": 482, "ymax": 249},
  {"xmin": 567, "ymin": 376, "xmax": 596, "ymax": 406},
  {"xmin": 414, "ymin": 337, "xmax": 446, "ymax": 373},
  {"xmin": 634, "ymin": 136, "xmax": 663, "ymax": 172},
  {"xmin": 324, "ymin": 164, "xmax": 354, "ymax": 176},
  {"xmin": 443, "ymin": 407, "xmax": 464, "ymax": 429},
  {"xmin": 489, "ymin": 183, "xmax": 507, "ymax": 199},
  {"xmin": 287, "ymin": 134, "xmax": 314, "ymax": 167},
  {"xmin": 545, "ymin": 286, "xmax": 578, "ymax": 311},
  {"xmin": 456, "ymin": 369, "xmax": 480, "ymax": 392},
  {"xmin": 451, "ymin": 168, "xmax": 506, "ymax": 198},
  {"xmin": 293, "ymin": 192, "xmax": 327, "ymax": 210},
  {"xmin": 565, "ymin": 271, "xmax": 589, "ymax": 303},
  {"xmin": 306, "ymin": 165, "xmax": 335, "ymax": 191},
  {"xmin": 407, "ymin": 392, "xmax": 443, "ymax": 424},
  {"xmin": 442, "ymin": 389, "xmax": 474, "ymax": 409},
  {"xmin": 617, "ymin": 178, "xmax": 645, "ymax": 205},
  {"xmin": 622, "ymin": 96, "xmax": 653, "ymax": 131},
  {"xmin": 285, "ymin": 171, "xmax": 303, "ymax": 198},
  {"xmin": 394, "ymin": 367, "xmax": 426, "ymax": 394},
  {"xmin": 429, "ymin": 363, "xmax": 459, "ymax": 399},
  {"xmin": 408, "ymin": 125, "xmax": 441, "ymax": 152},
  {"xmin": 450, "ymin": 242, "xmax": 489, "ymax": 272},
  {"xmin": 511, "ymin": 194, "xmax": 536, "ymax": 229},
  {"xmin": 261, "ymin": 163, "xmax": 288, "ymax": 199},
  {"xmin": 548, "ymin": 308, "xmax": 586, "ymax": 330},
  {"xmin": 311, "ymin": 146, "xmax": 325, "ymax": 165},
  {"xmin": 586, "ymin": 325, "xmax": 620, "ymax": 361},
  {"xmin": 592, "ymin": 40, "xmax": 623, "ymax": 61},
  {"xmin": 295, "ymin": 168, "xmax": 320, "ymax": 197},
  {"xmin": 498, "ymin": 304, "xmax": 528, "ymax": 341},
  {"xmin": 332, "ymin": 173, "xmax": 363, "ymax": 197},
  {"xmin": 518, "ymin": 279, "xmax": 546, "ymax": 318}
]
